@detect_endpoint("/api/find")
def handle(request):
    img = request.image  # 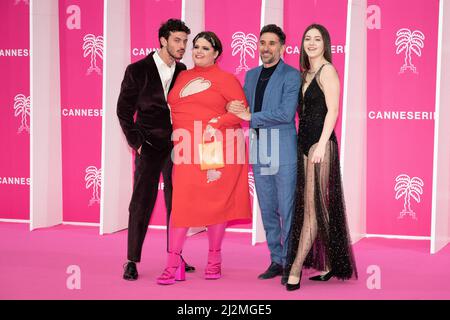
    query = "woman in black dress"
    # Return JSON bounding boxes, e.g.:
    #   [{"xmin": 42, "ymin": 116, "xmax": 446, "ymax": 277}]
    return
[{"xmin": 285, "ymin": 24, "xmax": 358, "ymax": 291}]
